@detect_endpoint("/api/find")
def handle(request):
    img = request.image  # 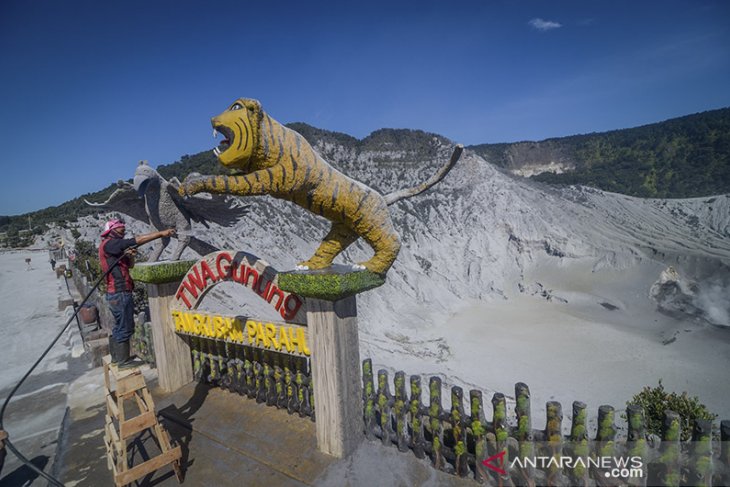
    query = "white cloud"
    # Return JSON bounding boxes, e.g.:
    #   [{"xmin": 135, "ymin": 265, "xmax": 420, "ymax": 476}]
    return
[{"xmin": 529, "ymin": 18, "xmax": 562, "ymax": 31}]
